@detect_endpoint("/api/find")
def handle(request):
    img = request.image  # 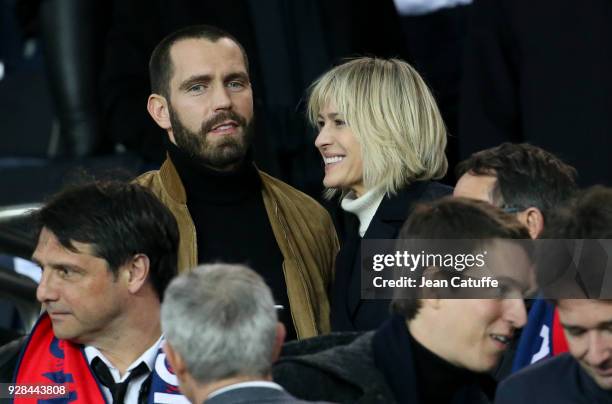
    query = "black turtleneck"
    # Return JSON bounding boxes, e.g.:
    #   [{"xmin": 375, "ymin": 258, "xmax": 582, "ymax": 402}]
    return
[
  {"xmin": 167, "ymin": 143, "xmax": 296, "ymax": 340},
  {"xmin": 373, "ymin": 315, "xmax": 494, "ymax": 404},
  {"xmin": 410, "ymin": 329, "xmax": 477, "ymax": 404}
]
